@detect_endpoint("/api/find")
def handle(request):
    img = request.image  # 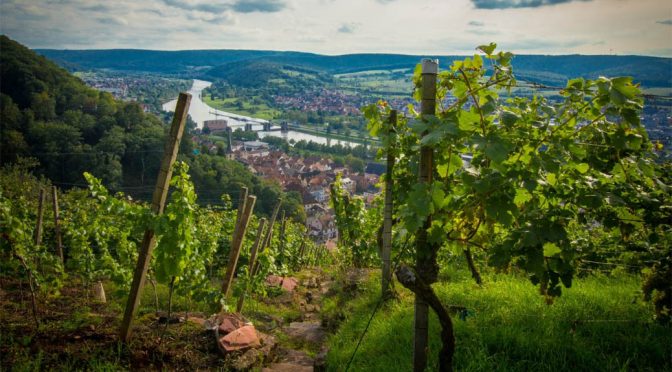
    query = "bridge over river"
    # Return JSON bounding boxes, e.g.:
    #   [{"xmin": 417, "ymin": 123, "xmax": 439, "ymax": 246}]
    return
[{"xmin": 163, "ymin": 79, "xmax": 376, "ymax": 148}]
